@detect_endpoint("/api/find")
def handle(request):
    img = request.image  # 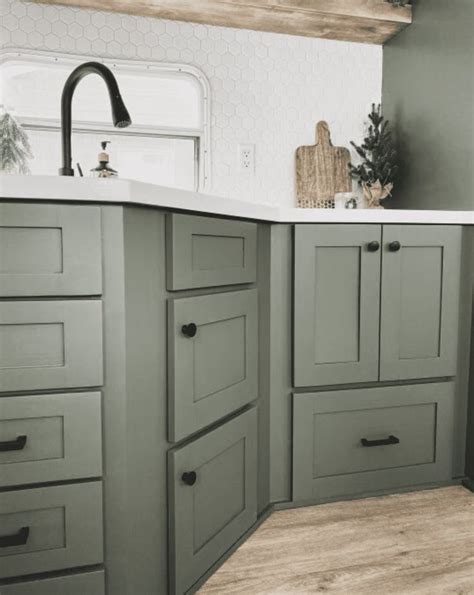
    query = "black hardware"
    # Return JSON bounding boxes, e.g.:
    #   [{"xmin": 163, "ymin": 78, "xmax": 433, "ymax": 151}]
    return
[
  {"xmin": 76, "ymin": 162, "xmax": 84, "ymax": 177},
  {"xmin": 388, "ymin": 241, "xmax": 401, "ymax": 252},
  {"xmin": 181, "ymin": 471, "xmax": 197, "ymax": 486},
  {"xmin": 59, "ymin": 62, "xmax": 132, "ymax": 176},
  {"xmin": 367, "ymin": 241, "xmax": 380, "ymax": 252},
  {"xmin": 181, "ymin": 323, "xmax": 197, "ymax": 338},
  {"xmin": 0, "ymin": 435, "xmax": 27, "ymax": 452},
  {"xmin": 0, "ymin": 527, "xmax": 30, "ymax": 548},
  {"xmin": 361, "ymin": 435, "xmax": 400, "ymax": 448}
]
